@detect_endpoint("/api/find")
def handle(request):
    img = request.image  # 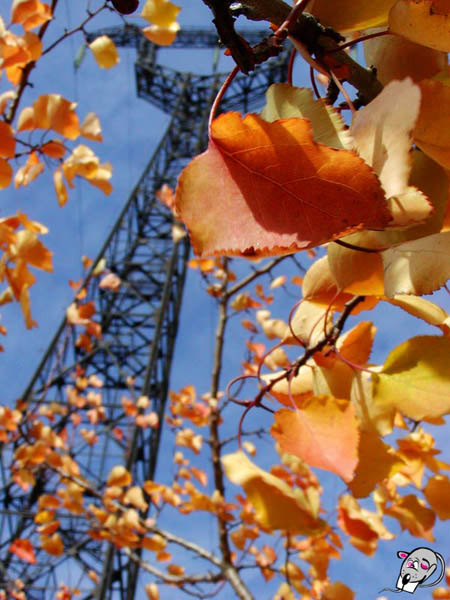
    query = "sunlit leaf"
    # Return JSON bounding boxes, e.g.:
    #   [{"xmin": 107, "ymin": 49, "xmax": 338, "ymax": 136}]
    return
[
  {"xmin": 389, "ymin": 0, "xmax": 450, "ymax": 52},
  {"xmin": 260, "ymin": 83, "xmax": 352, "ymax": 149},
  {"xmin": 271, "ymin": 396, "xmax": 359, "ymax": 482},
  {"xmin": 14, "ymin": 152, "xmax": 44, "ymax": 187},
  {"xmin": 384, "ymin": 494, "xmax": 435, "ymax": 540},
  {"xmin": 310, "ymin": 0, "xmax": 396, "ymax": 31},
  {"xmin": 89, "ymin": 36, "xmax": 119, "ymax": 69},
  {"xmin": 0, "ymin": 158, "xmax": 13, "ymax": 189},
  {"xmin": 349, "ymin": 432, "xmax": 399, "ymax": 498},
  {"xmin": 372, "ymin": 336, "xmax": 450, "ymax": 420},
  {"xmin": 9, "ymin": 538, "xmax": 36, "ymax": 564},
  {"xmin": 382, "ymin": 231, "xmax": 450, "ymax": 296},
  {"xmin": 176, "ymin": 112, "xmax": 389, "ymax": 257},
  {"xmin": 18, "ymin": 94, "xmax": 80, "ymax": 139},
  {"xmin": 11, "ymin": 0, "xmax": 51, "ymax": 31},
  {"xmin": 424, "ymin": 475, "xmax": 450, "ymax": 519},
  {"xmin": 222, "ymin": 451, "xmax": 325, "ymax": 534}
]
